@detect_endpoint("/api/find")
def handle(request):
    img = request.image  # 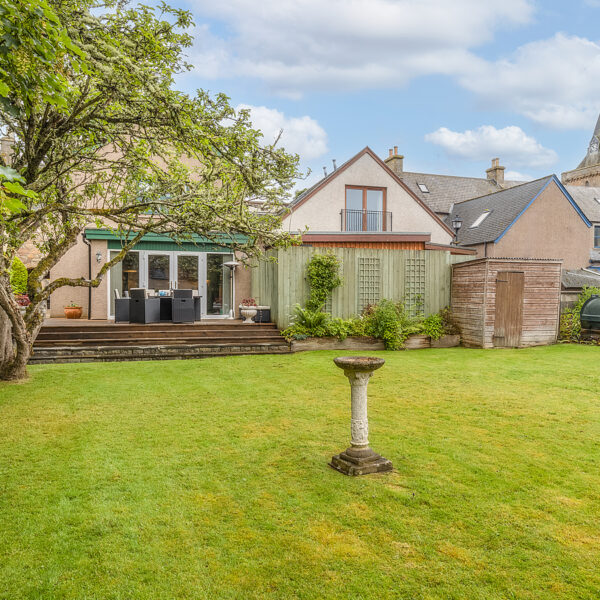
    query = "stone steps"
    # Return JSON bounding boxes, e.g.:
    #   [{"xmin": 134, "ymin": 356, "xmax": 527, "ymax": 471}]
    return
[{"xmin": 30, "ymin": 321, "xmax": 290, "ymax": 363}]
